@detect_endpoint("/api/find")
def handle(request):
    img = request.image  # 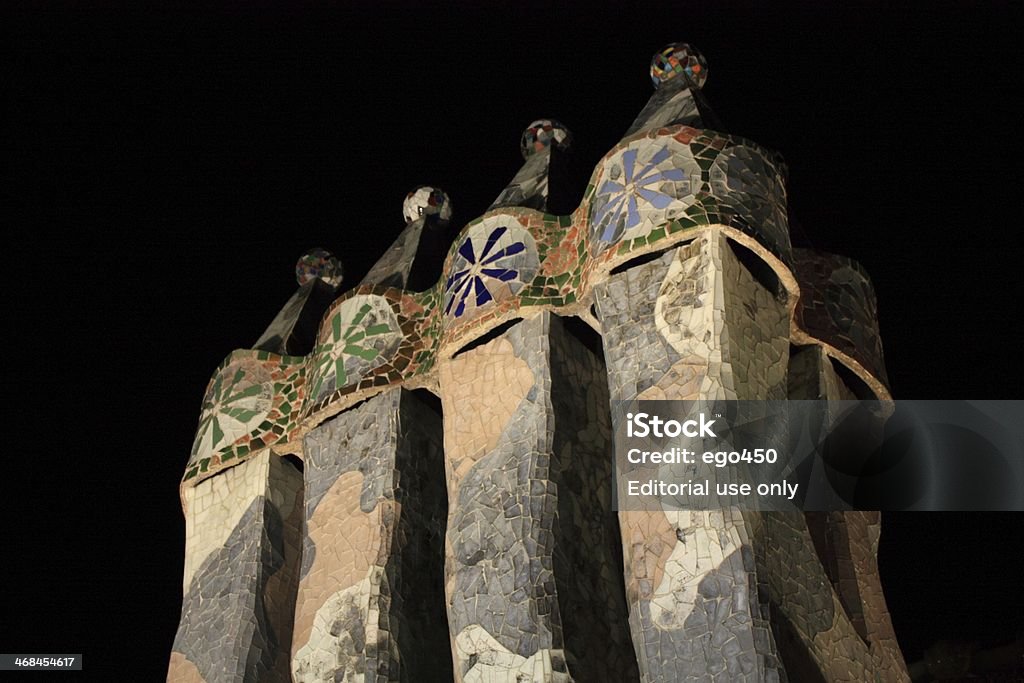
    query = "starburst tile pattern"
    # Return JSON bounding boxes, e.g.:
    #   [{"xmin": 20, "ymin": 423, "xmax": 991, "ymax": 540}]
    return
[
  {"xmin": 589, "ymin": 139, "xmax": 701, "ymax": 254},
  {"xmin": 309, "ymin": 294, "xmax": 403, "ymax": 402},
  {"xmin": 184, "ymin": 351, "xmax": 306, "ymax": 482},
  {"xmin": 444, "ymin": 217, "xmax": 539, "ymax": 319},
  {"xmin": 583, "ymin": 127, "xmax": 796, "ymax": 272},
  {"xmin": 302, "ymin": 286, "xmax": 439, "ymax": 419},
  {"xmin": 190, "ymin": 359, "xmax": 273, "ymax": 463}
]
